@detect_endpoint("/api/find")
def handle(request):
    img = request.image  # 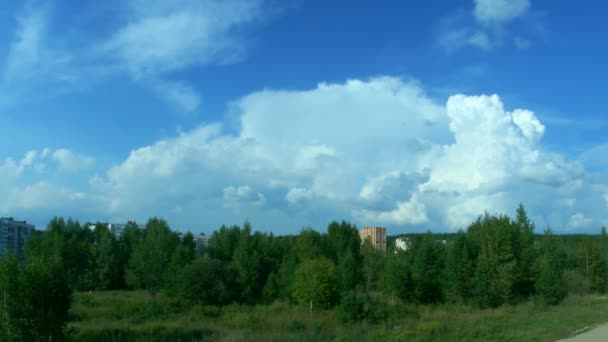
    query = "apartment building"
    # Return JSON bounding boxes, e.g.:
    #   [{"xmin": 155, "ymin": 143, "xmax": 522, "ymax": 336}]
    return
[
  {"xmin": 0, "ymin": 217, "xmax": 36, "ymax": 257},
  {"xmin": 359, "ymin": 226, "xmax": 387, "ymax": 252}
]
